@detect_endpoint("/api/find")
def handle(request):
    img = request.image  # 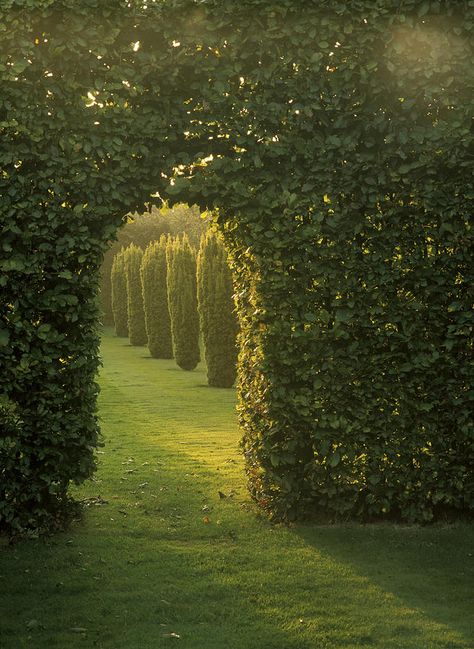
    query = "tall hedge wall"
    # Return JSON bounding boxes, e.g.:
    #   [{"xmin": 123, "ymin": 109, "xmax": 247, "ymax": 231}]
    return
[
  {"xmin": 197, "ymin": 231, "xmax": 238, "ymax": 387},
  {"xmin": 141, "ymin": 235, "xmax": 173, "ymax": 359},
  {"xmin": 1, "ymin": 0, "xmax": 472, "ymax": 533}
]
